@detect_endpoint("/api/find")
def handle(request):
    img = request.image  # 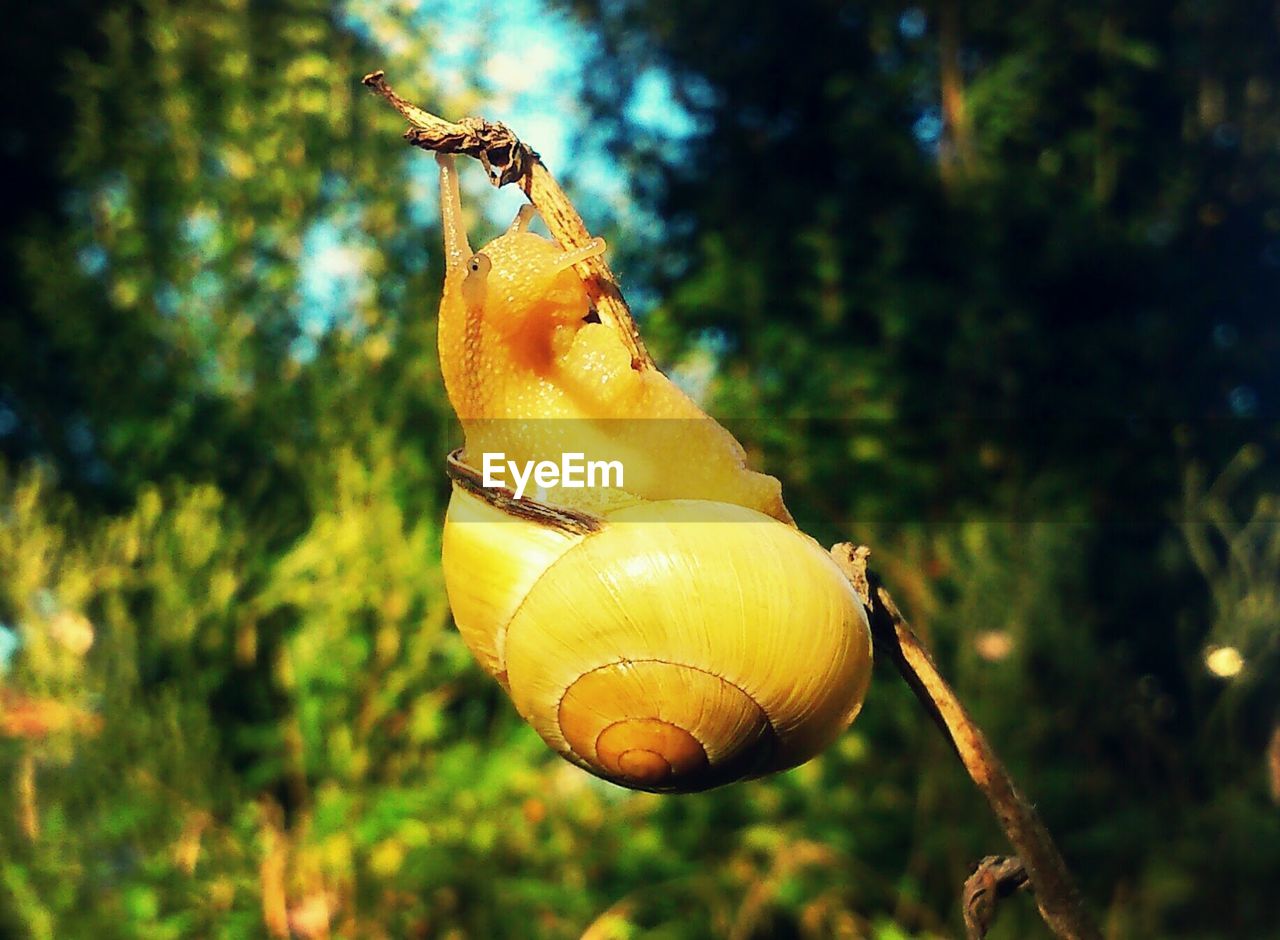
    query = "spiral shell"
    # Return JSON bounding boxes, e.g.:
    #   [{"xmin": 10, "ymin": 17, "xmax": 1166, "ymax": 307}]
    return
[{"xmin": 442, "ymin": 467, "xmax": 873, "ymax": 793}]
